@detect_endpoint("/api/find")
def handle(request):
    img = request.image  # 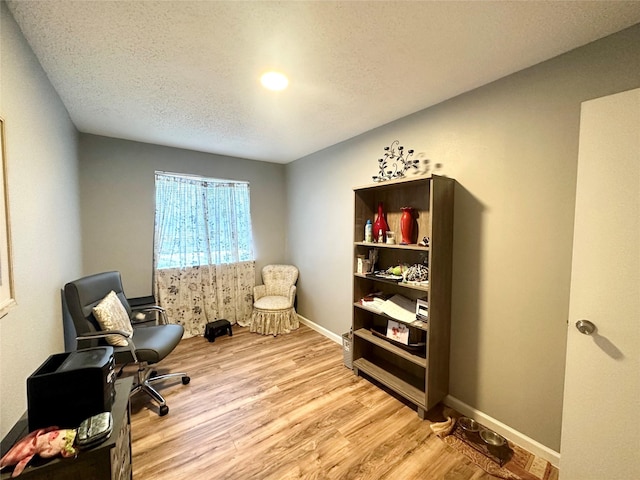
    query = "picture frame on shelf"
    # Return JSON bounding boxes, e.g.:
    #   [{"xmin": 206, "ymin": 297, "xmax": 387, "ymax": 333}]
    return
[{"xmin": 386, "ymin": 320, "xmax": 409, "ymax": 345}]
